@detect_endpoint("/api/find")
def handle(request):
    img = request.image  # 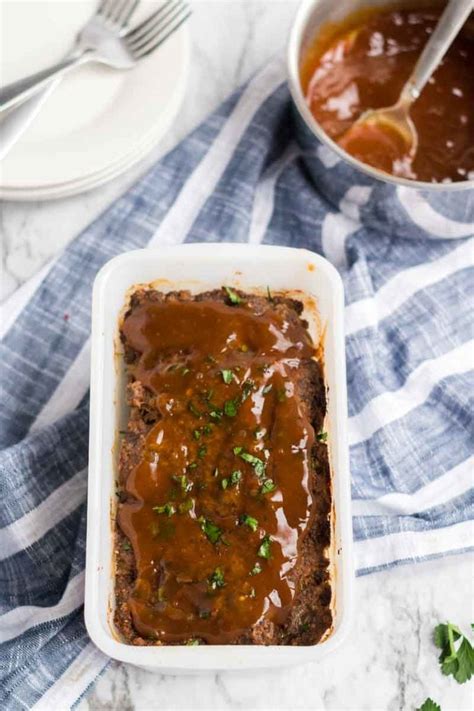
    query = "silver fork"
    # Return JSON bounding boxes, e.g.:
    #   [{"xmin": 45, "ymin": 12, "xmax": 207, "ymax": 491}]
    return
[{"xmin": 0, "ymin": 0, "xmax": 191, "ymax": 113}]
